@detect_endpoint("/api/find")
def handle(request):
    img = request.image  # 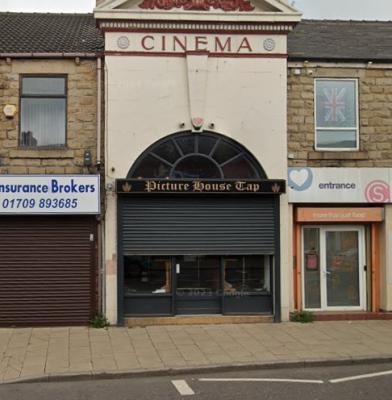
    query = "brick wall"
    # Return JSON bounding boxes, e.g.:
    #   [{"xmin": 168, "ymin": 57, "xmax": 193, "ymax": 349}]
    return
[
  {"xmin": 0, "ymin": 58, "xmax": 98, "ymax": 174},
  {"xmin": 288, "ymin": 66, "xmax": 392, "ymax": 167}
]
